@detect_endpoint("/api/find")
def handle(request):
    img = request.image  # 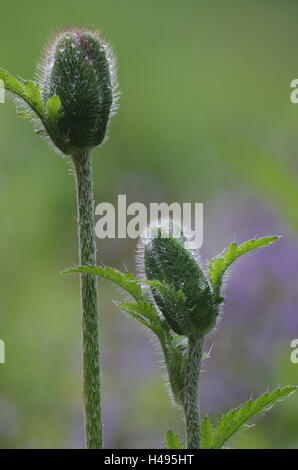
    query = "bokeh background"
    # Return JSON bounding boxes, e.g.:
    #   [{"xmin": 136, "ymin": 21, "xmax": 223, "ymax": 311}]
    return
[{"xmin": 0, "ymin": 0, "xmax": 298, "ymax": 449}]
